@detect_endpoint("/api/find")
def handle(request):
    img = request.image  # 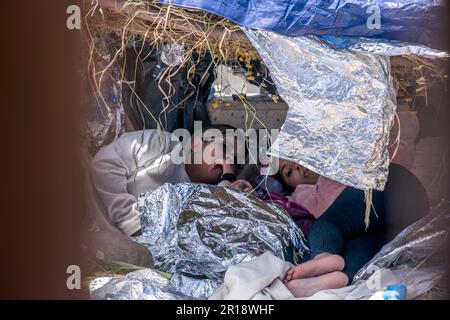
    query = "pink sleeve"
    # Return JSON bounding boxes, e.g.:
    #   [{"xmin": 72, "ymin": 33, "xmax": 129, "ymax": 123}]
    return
[
  {"xmin": 288, "ymin": 184, "xmax": 321, "ymax": 218},
  {"xmin": 288, "ymin": 177, "xmax": 346, "ymax": 218}
]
